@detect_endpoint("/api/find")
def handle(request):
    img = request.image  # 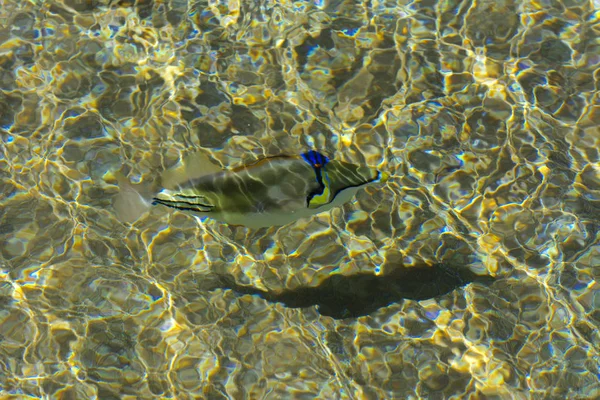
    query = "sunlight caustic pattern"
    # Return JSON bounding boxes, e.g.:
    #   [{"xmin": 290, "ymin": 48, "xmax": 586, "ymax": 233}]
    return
[{"xmin": 1, "ymin": 0, "xmax": 600, "ymax": 398}]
